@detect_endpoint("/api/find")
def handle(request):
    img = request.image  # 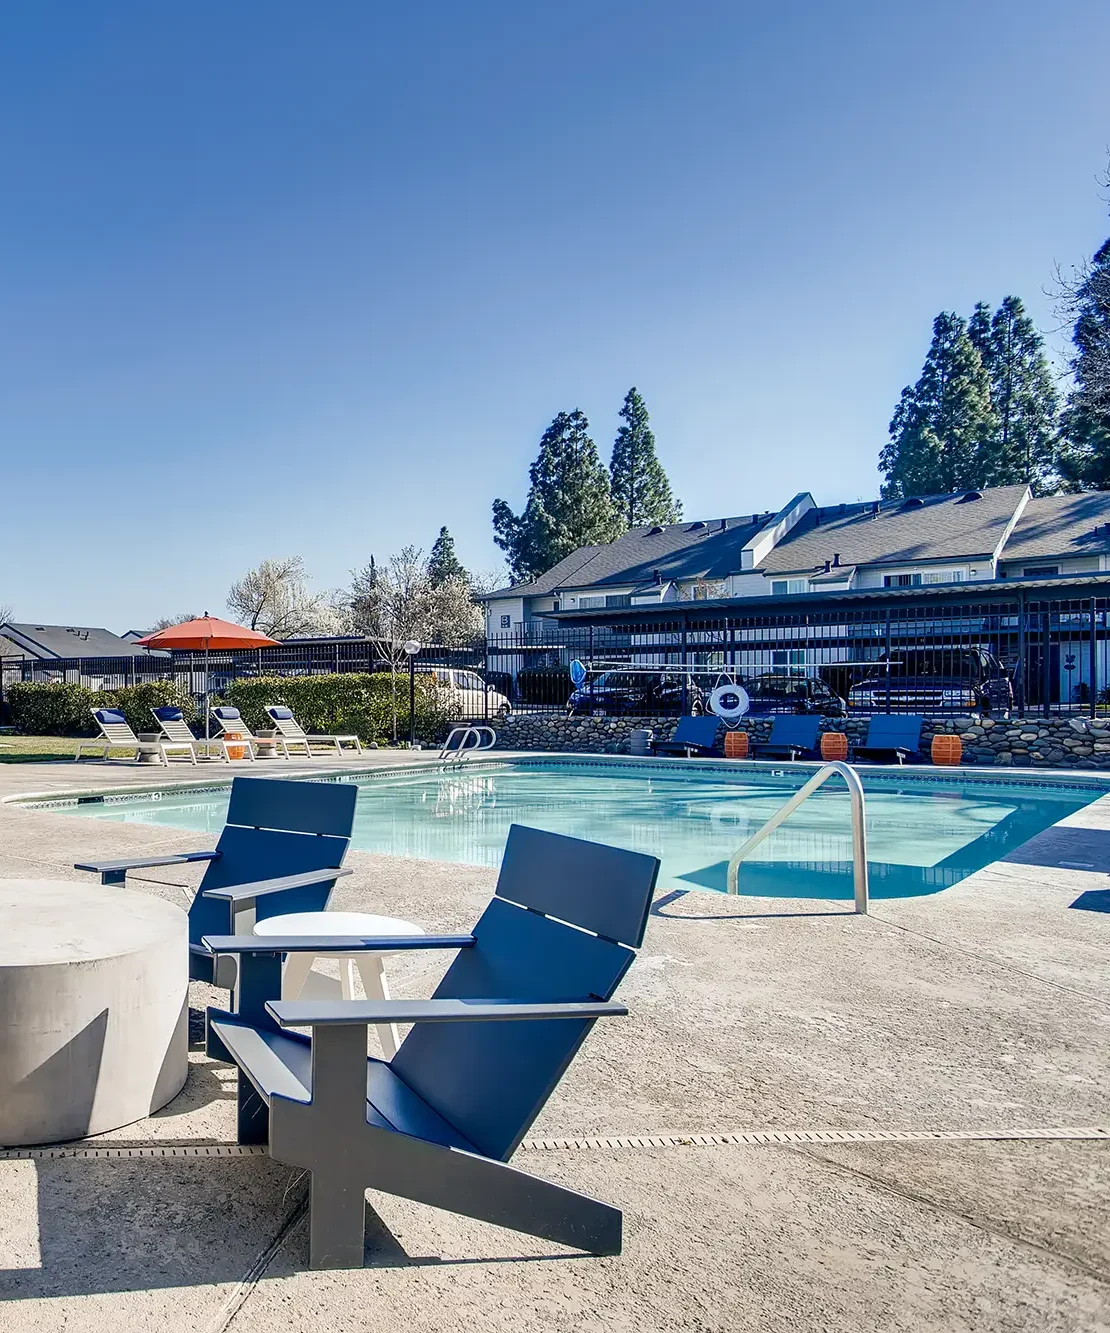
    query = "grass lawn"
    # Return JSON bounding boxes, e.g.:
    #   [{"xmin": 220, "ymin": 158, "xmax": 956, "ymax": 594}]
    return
[{"xmin": 0, "ymin": 735, "xmax": 134, "ymax": 763}]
